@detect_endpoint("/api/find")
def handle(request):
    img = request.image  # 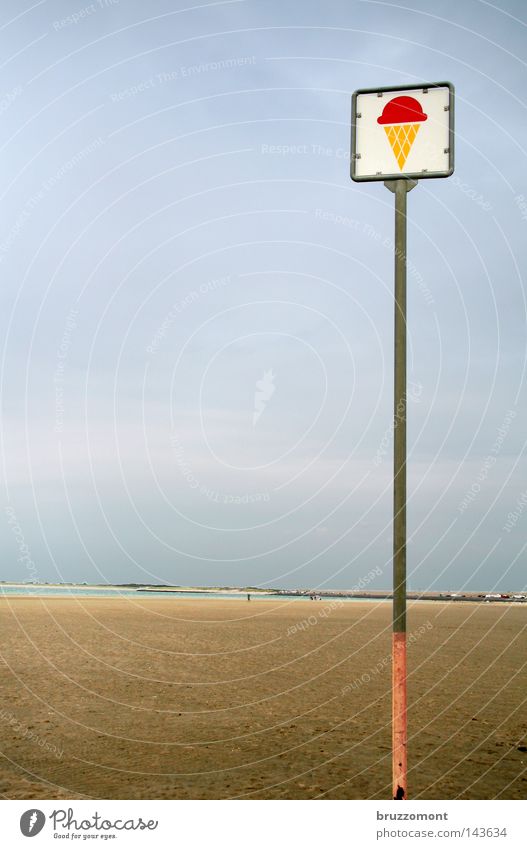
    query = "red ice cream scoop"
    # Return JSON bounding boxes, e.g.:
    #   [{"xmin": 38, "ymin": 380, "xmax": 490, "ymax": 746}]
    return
[{"xmin": 377, "ymin": 96, "xmax": 428, "ymax": 125}]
